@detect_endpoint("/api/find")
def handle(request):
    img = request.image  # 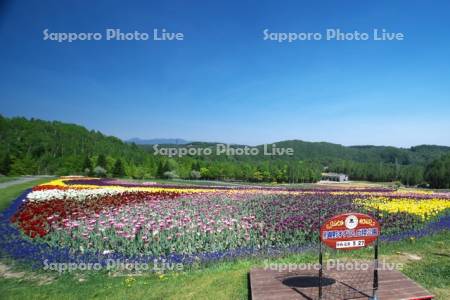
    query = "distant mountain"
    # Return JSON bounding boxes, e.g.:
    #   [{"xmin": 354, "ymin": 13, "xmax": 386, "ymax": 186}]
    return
[
  {"xmin": 139, "ymin": 139, "xmax": 450, "ymax": 166},
  {"xmin": 126, "ymin": 138, "xmax": 191, "ymax": 145},
  {"xmin": 273, "ymin": 140, "xmax": 450, "ymax": 165}
]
